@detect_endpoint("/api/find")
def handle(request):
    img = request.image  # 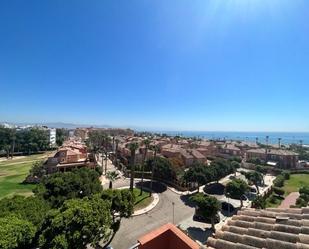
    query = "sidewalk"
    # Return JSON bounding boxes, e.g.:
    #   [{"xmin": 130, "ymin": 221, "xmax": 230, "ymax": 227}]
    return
[{"xmin": 279, "ymin": 192, "xmax": 300, "ymax": 208}]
